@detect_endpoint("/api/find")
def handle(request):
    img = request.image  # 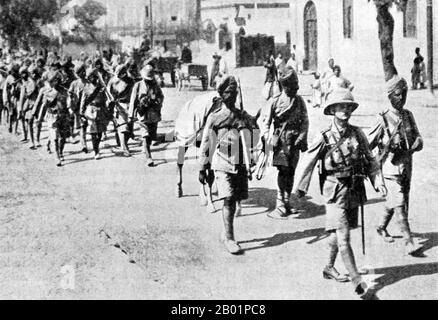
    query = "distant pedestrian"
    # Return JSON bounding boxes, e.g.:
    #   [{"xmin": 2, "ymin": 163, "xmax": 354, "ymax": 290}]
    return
[
  {"xmin": 411, "ymin": 48, "xmax": 426, "ymax": 90},
  {"xmin": 327, "ymin": 65, "xmax": 354, "ymax": 93},
  {"xmin": 311, "ymin": 72, "xmax": 322, "ymax": 108},
  {"xmin": 262, "ymin": 52, "xmax": 279, "ymax": 100}
]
